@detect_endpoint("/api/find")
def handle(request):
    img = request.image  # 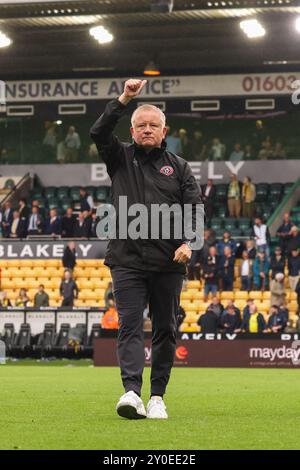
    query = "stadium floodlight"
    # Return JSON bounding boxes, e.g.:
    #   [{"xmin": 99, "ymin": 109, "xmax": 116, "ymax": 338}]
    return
[
  {"xmin": 89, "ymin": 26, "xmax": 113, "ymax": 44},
  {"xmin": 240, "ymin": 19, "xmax": 266, "ymax": 39},
  {"xmin": 295, "ymin": 17, "xmax": 300, "ymax": 33},
  {"xmin": 0, "ymin": 31, "xmax": 12, "ymax": 48}
]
